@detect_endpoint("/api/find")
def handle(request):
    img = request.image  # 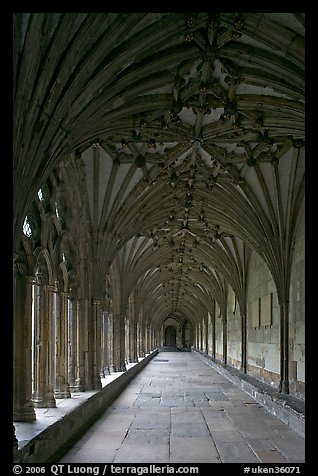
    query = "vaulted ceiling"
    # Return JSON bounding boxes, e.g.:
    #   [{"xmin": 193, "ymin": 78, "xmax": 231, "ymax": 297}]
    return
[{"xmin": 13, "ymin": 13, "xmax": 305, "ymax": 327}]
